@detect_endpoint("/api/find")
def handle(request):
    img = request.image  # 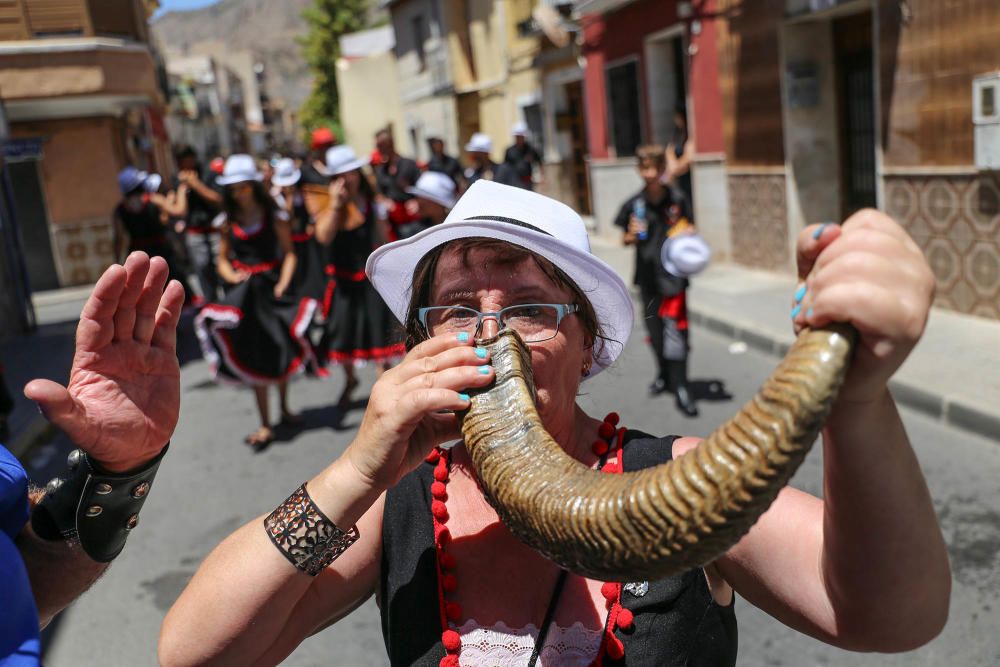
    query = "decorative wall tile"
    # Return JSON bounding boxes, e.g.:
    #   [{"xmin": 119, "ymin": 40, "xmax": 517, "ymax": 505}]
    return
[
  {"xmin": 50, "ymin": 219, "xmax": 115, "ymax": 287},
  {"xmin": 884, "ymin": 174, "xmax": 1000, "ymax": 320},
  {"xmin": 728, "ymin": 172, "xmax": 789, "ymax": 270}
]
